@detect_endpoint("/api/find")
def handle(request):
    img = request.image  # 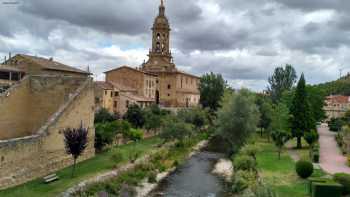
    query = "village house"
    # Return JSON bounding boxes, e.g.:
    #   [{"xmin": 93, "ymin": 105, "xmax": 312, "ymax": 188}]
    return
[
  {"xmin": 324, "ymin": 95, "xmax": 350, "ymax": 120},
  {"xmin": 95, "ymin": 0, "xmax": 200, "ymax": 115},
  {"xmin": 0, "ymin": 54, "xmax": 95, "ymax": 189}
]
